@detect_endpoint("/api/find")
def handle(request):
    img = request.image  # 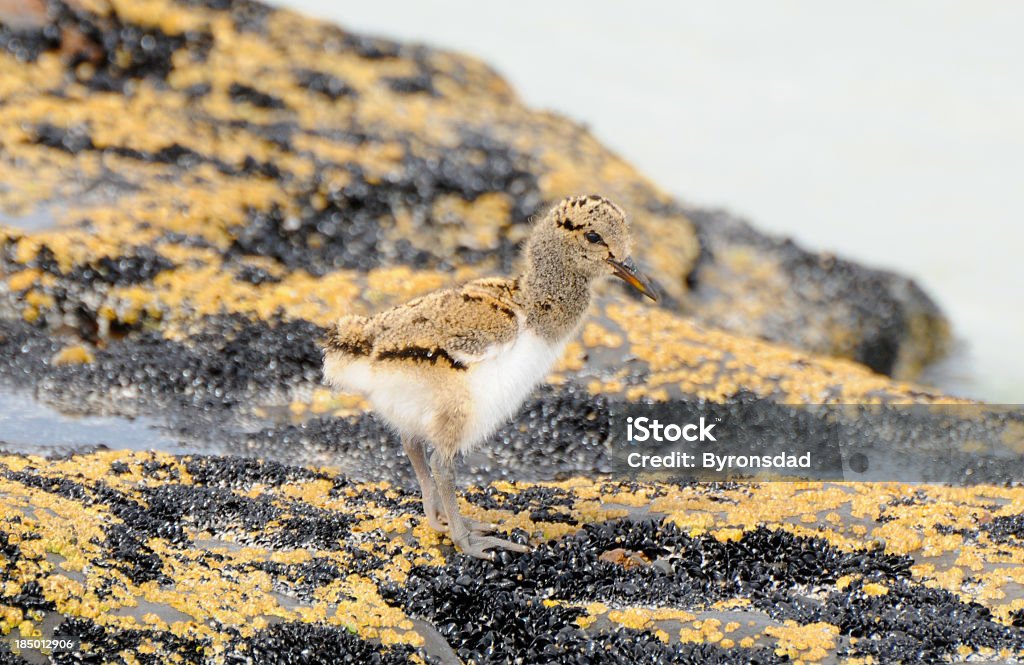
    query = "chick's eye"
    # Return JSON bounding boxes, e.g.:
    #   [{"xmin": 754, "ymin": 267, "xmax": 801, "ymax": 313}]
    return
[{"xmin": 584, "ymin": 231, "xmax": 603, "ymax": 244}]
